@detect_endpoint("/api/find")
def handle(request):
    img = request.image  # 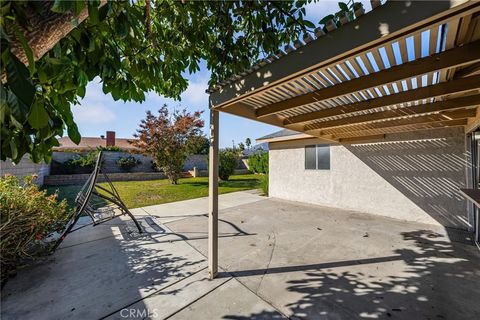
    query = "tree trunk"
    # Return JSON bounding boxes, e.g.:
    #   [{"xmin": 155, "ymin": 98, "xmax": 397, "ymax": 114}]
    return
[{"xmin": 8, "ymin": 0, "xmax": 107, "ymax": 66}]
